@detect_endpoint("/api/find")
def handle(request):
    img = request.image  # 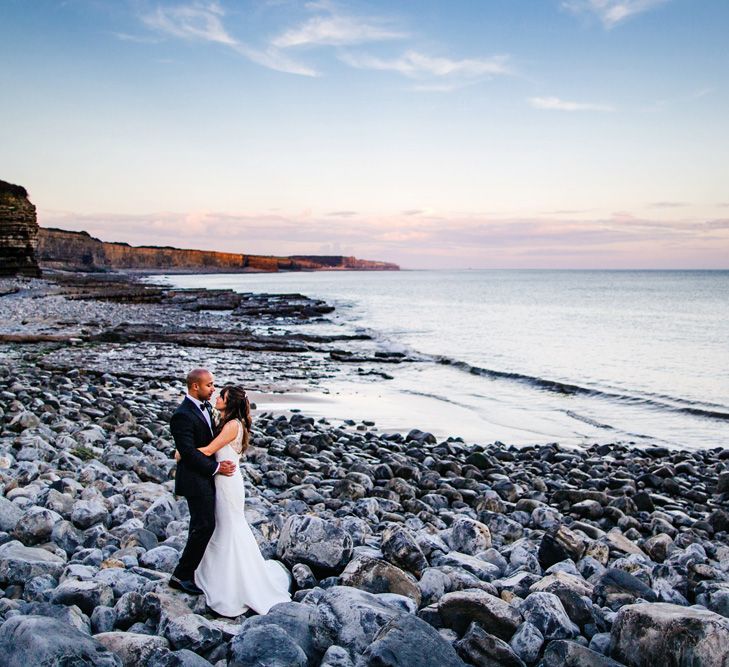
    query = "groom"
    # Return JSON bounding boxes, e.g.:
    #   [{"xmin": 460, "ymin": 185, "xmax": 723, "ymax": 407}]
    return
[{"xmin": 169, "ymin": 367, "xmax": 235, "ymax": 595}]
